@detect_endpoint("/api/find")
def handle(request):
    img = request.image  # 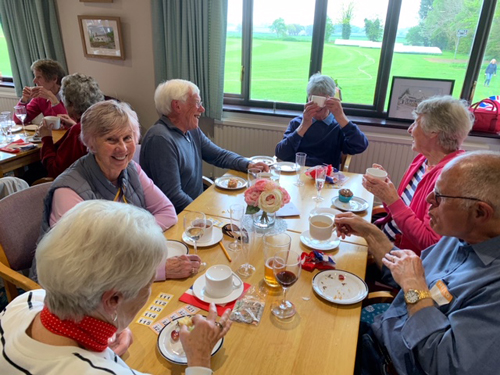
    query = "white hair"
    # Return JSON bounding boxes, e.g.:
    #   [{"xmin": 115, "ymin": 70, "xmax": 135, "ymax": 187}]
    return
[
  {"xmin": 306, "ymin": 73, "xmax": 336, "ymax": 97},
  {"xmin": 413, "ymin": 96, "xmax": 473, "ymax": 153},
  {"xmin": 154, "ymin": 79, "xmax": 200, "ymax": 116},
  {"xmin": 37, "ymin": 200, "xmax": 167, "ymax": 320}
]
